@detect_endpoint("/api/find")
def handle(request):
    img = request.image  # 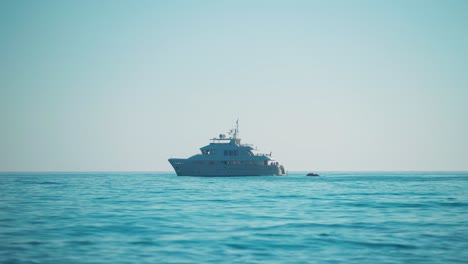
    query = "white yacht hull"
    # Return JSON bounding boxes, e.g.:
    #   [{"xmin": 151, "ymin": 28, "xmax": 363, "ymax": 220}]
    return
[{"xmin": 168, "ymin": 158, "xmax": 286, "ymax": 176}]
